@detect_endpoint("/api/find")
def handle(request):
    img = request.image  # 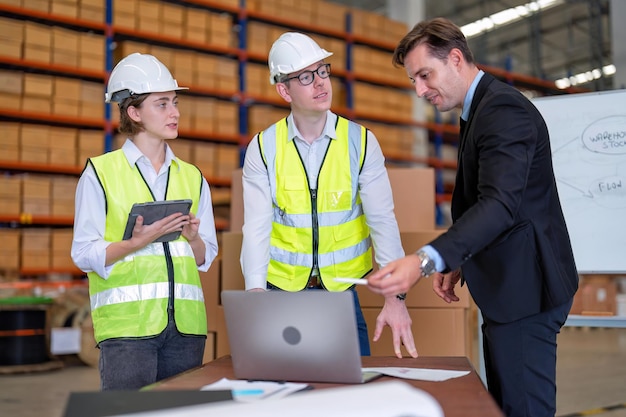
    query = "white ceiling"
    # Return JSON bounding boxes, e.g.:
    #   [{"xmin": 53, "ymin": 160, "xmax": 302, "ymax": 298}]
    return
[{"xmin": 331, "ymin": 0, "xmax": 613, "ymax": 91}]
